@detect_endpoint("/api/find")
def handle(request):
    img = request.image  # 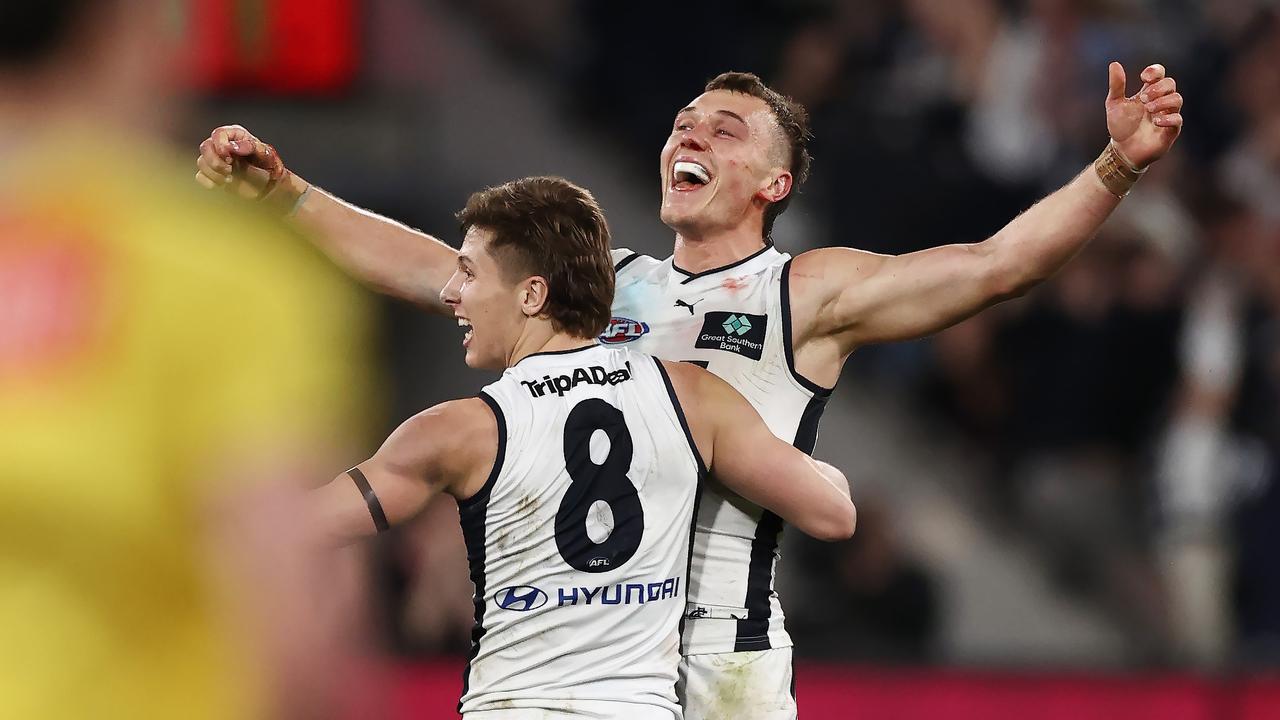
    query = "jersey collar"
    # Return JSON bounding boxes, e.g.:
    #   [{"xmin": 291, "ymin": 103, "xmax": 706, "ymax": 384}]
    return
[
  {"xmin": 513, "ymin": 343, "xmax": 606, "ymax": 370},
  {"xmin": 669, "ymin": 244, "xmax": 781, "ymax": 286}
]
